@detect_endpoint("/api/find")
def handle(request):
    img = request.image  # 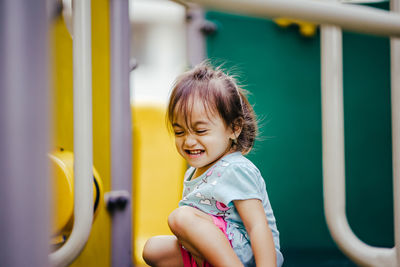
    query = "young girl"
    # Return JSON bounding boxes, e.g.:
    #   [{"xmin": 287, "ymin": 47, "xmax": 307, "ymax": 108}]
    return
[{"xmin": 142, "ymin": 62, "xmax": 283, "ymax": 267}]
